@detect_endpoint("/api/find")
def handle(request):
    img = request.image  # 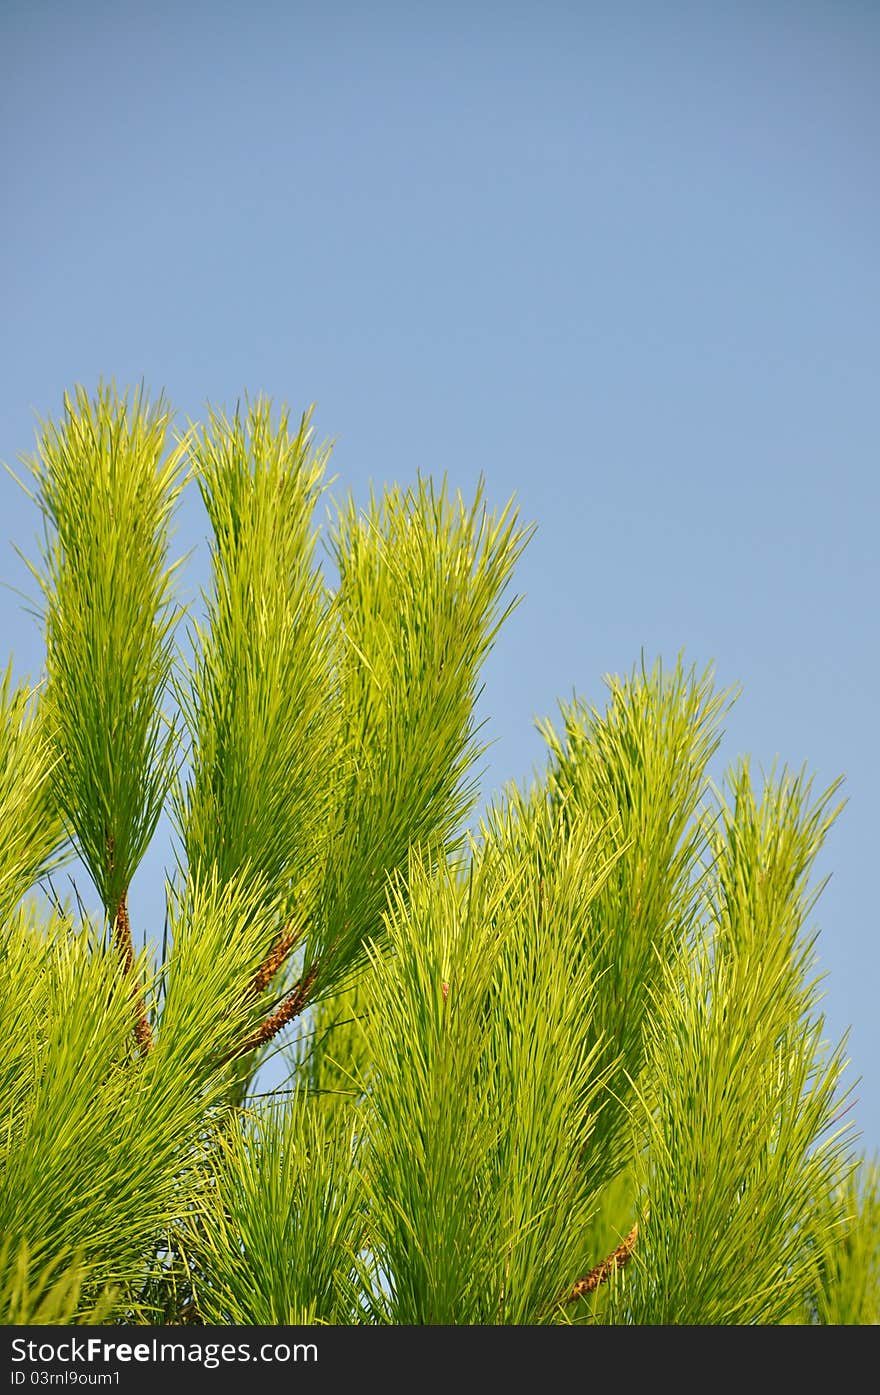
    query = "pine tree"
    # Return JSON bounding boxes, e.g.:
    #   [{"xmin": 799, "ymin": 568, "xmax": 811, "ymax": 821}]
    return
[{"xmin": 1, "ymin": 383, "xmax": 876, "ymax": 1326}]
